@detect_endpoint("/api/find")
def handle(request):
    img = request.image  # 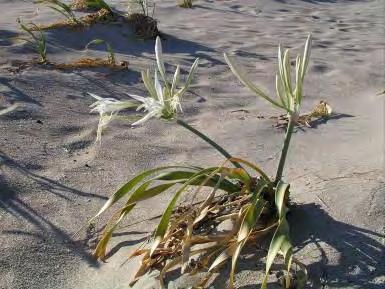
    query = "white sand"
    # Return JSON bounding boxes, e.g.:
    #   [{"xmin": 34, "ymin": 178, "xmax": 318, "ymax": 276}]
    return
[{"xmin": 0, "ymin": 0, "xmax": 384, "ymax": 288}]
